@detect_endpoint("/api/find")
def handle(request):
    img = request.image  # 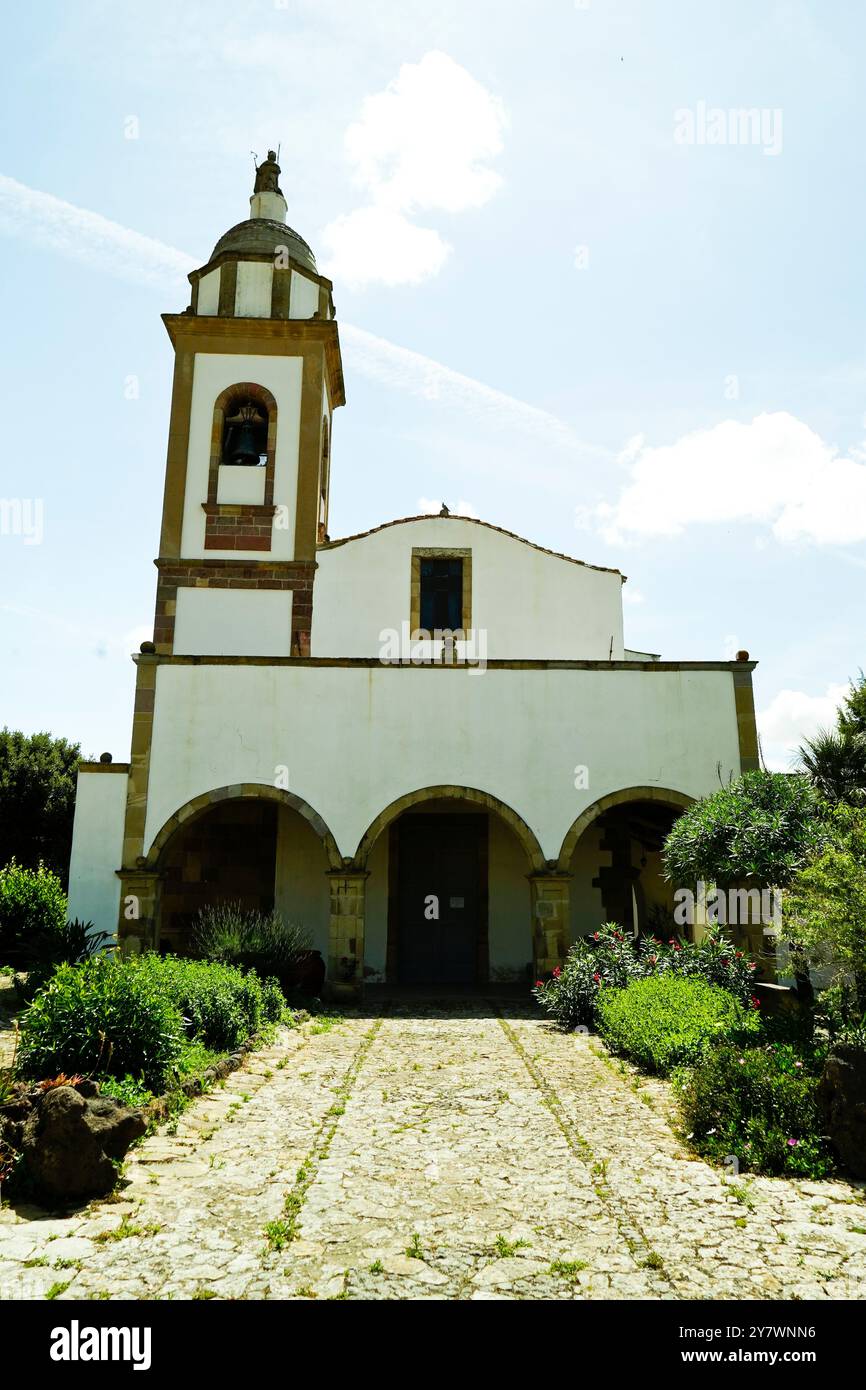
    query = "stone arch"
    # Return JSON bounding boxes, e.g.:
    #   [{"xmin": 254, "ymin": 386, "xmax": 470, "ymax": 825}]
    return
[
  {"xmin": 353, "ymin": 784, "xmax": 546, "ymax": 872},
  {"xmin": 556, "ymin": 785, "xmax": 694, "ymax": 872},
  {"xmin": 145, "ymin": 783, "xmax": 341, "ymax": 872},
  {"xmin": 207, "ymin": 382, "xmax": 278, "ymax": 506}
]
